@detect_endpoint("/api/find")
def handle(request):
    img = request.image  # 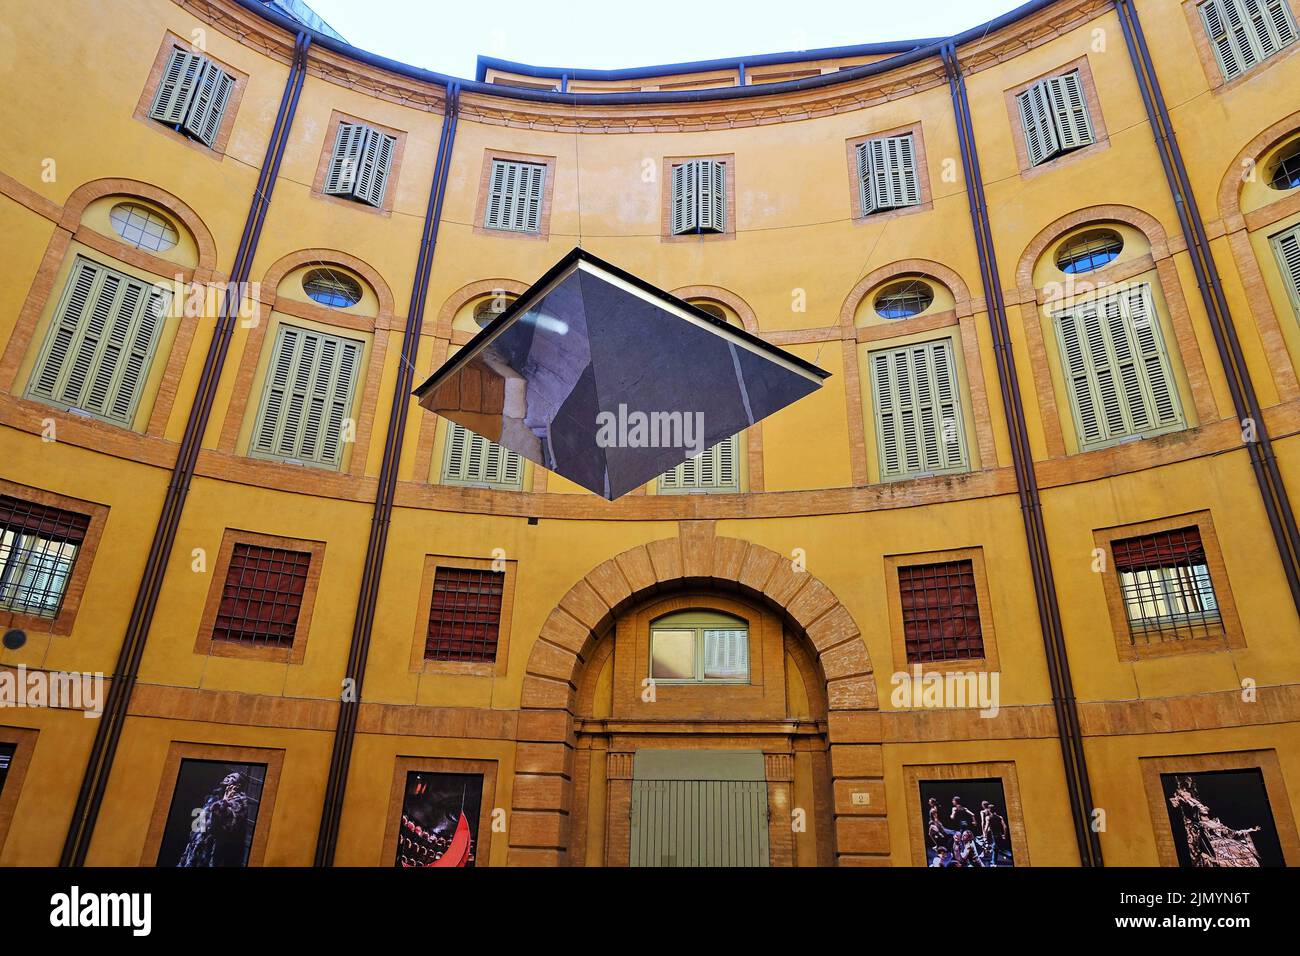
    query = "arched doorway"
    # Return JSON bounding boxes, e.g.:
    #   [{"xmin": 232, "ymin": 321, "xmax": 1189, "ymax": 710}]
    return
[{"xmin": 509, "ymin": 526, "xmax": 888, "ymax": 866}]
